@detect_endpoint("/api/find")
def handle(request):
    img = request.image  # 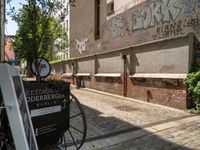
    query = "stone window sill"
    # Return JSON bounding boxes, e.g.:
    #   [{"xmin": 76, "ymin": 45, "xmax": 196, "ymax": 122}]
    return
[
  {"xmin": 129, "ymin": 73, "xmax": 187, "ymax": 79},
  {"xmin": 75, "ymin": 73, "xmax": 91, "ymax": 77},
  {"xmin": 95, "ymin": 73, "xmax": 121, "ymax": 78}
]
